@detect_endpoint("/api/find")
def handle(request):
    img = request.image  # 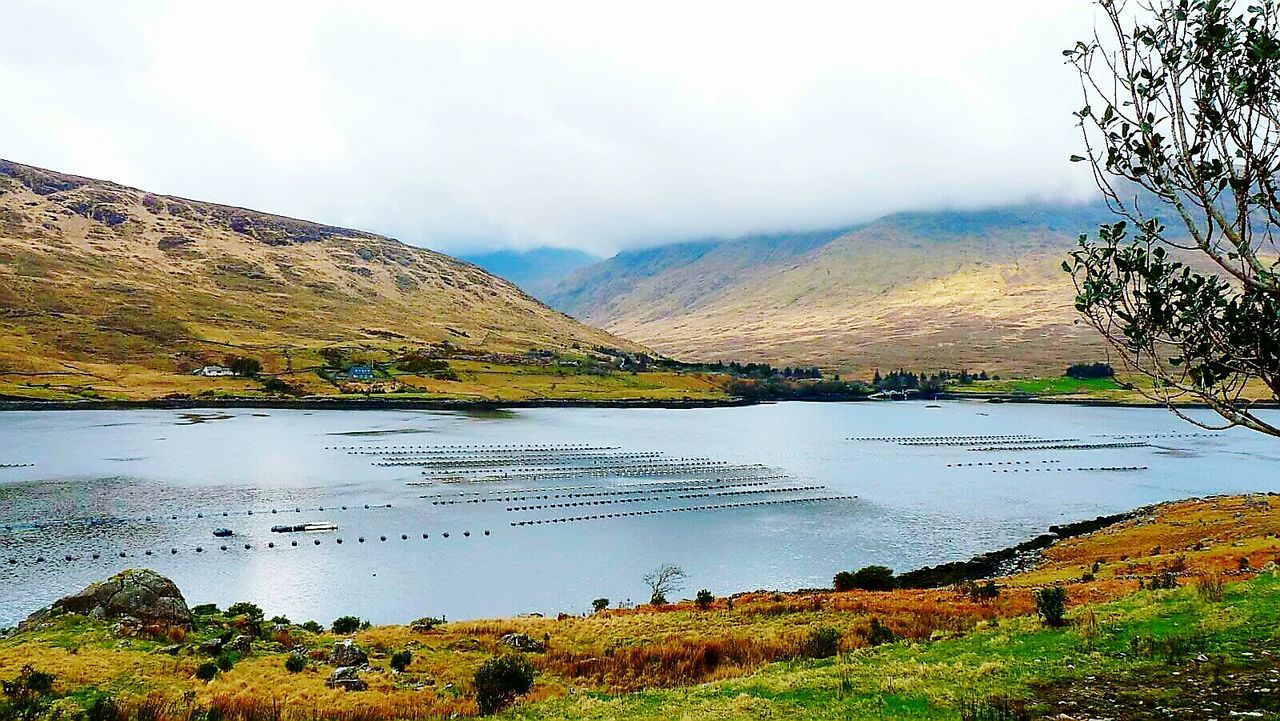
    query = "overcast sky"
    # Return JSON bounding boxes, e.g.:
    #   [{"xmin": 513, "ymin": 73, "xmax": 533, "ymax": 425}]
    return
[{"xmin": 0, "ymin": 1, "xmax": 1099, "ymax": 255}]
